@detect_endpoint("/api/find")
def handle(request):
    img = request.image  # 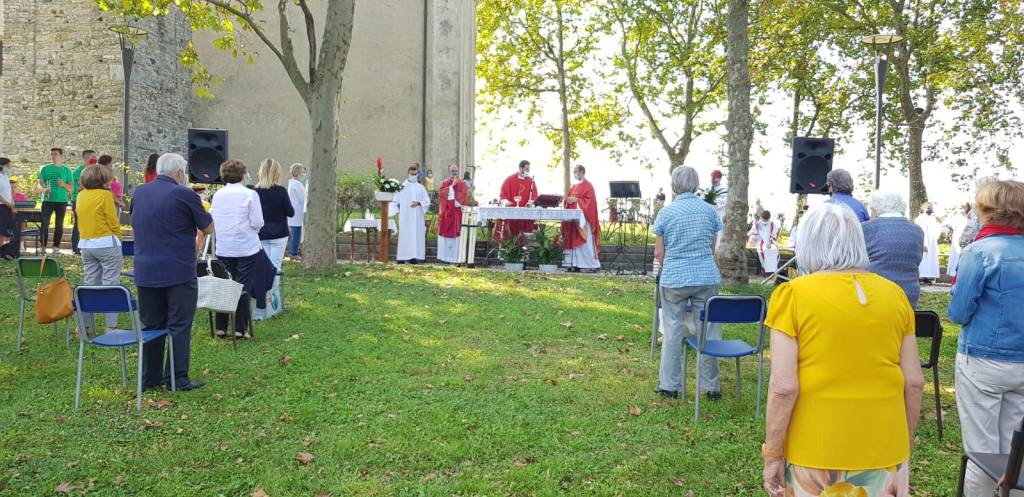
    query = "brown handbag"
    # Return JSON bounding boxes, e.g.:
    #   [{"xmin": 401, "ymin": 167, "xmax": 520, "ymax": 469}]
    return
[{"xmin": 35, "ymin": 256, "xmax": 73, "ymax": 324}]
